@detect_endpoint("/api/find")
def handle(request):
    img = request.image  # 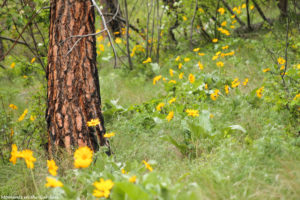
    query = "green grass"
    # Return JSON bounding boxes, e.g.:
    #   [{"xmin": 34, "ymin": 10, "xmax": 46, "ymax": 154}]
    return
[{"xmin": 0, "ymin": 2, "xmax": 299, "ymax": 199}]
